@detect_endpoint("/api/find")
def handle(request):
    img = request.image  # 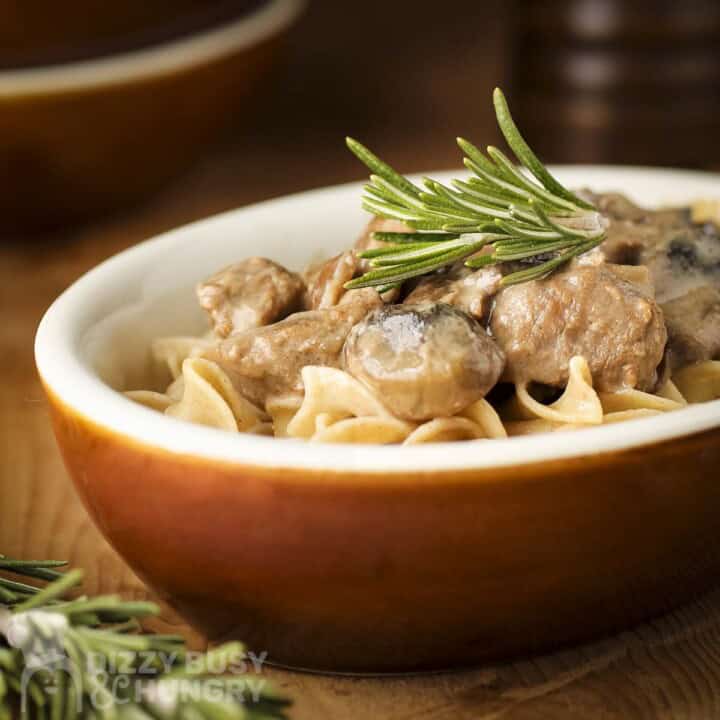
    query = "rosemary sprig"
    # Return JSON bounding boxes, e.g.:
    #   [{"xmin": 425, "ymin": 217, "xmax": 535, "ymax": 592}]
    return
[
  {"xmin": 0, "ymin": 554, "xmax": 290, "ymax": 720},
  {"xmin": 345, "ymin": 88, "xmax": 607, "ymax": 289}
]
